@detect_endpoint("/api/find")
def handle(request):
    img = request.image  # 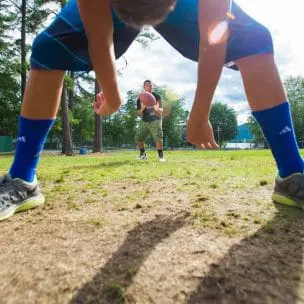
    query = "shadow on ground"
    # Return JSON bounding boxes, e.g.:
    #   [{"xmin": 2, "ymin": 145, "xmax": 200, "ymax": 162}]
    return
[
  {"xmin": 188, "ymin": 205, "xmax": 304, "ymax": 304},
  {"xmin": 69, "ymin": 160, "xmax": 139, "ymax": 171},
  {"xmin": 70, "ymin": 212, "xmax": 190, "ymax": 304}
]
